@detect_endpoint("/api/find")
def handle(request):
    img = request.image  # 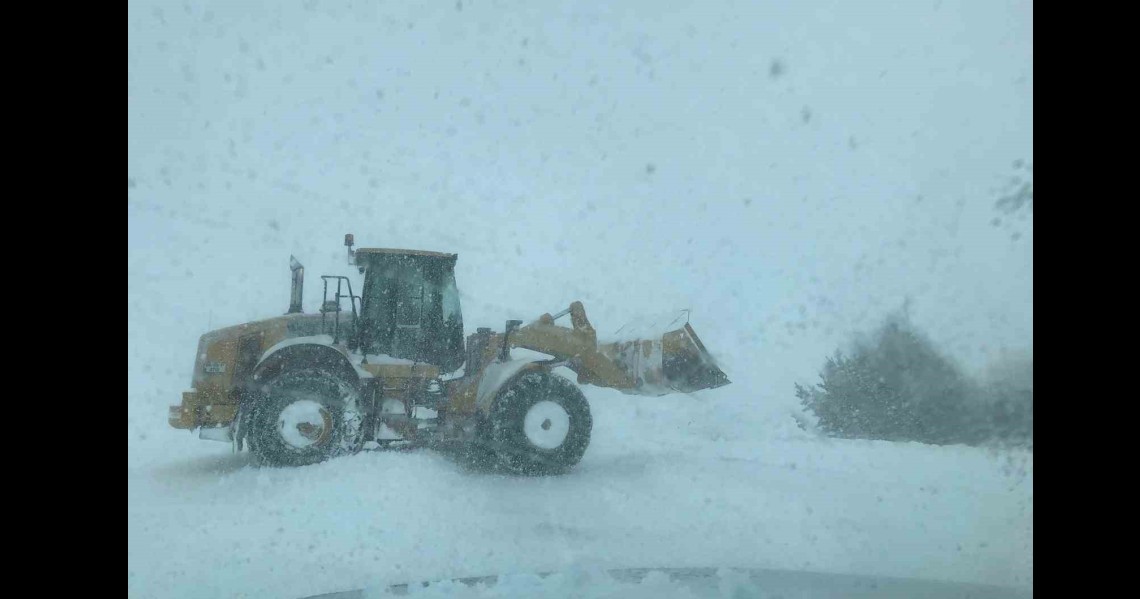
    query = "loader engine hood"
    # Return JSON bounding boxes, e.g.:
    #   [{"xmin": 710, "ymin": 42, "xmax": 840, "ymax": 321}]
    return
[{"xmin": 189, "ymin": 313, "xmax": 353, "ymax": 390}]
